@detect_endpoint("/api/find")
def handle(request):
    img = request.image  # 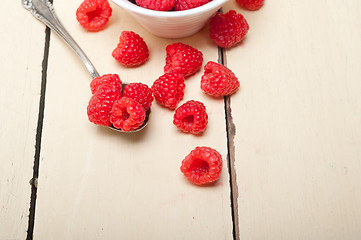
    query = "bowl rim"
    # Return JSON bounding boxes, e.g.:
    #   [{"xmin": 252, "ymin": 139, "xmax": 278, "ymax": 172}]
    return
[{"xmin": 111, "ymin": 0, "xmax": 229, "ymax": 18}]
